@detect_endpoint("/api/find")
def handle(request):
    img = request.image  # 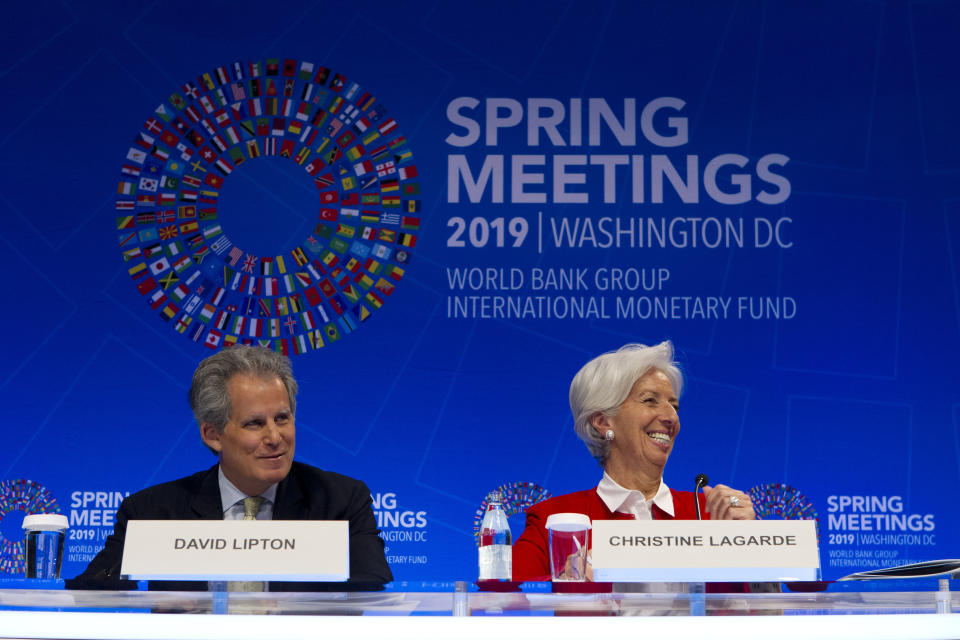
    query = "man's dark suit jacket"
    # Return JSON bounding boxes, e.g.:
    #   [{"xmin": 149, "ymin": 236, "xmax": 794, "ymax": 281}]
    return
[{"xmin": 66, "ymin": 461, "xmax": 392, "ymax": 591}]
